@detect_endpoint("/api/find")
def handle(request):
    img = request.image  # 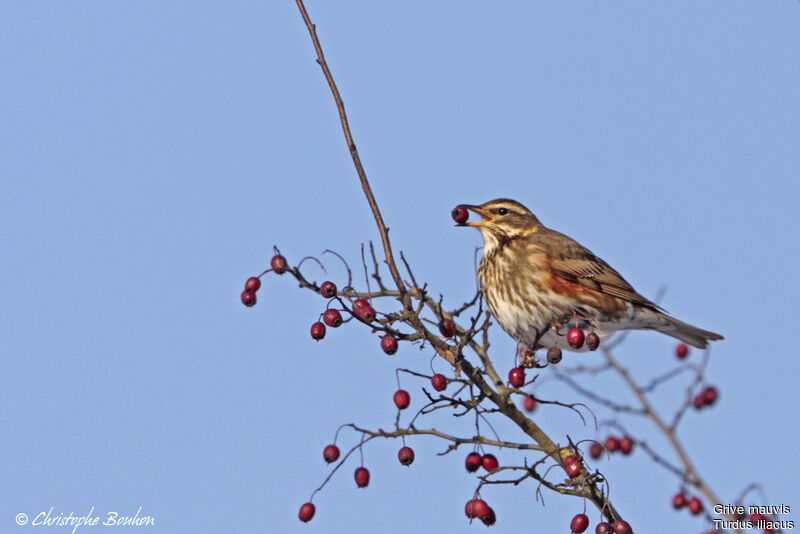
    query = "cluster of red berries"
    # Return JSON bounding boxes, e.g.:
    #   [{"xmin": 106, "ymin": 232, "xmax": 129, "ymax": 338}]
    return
[
  {"xmin": 464, "ymin": 498, "xmax": 496, "ymax": 526},
  {"xmin": 241, "ymin": 254, "xmax": 289, "ymax": 307},
  {"xmin": 464, "ymin": 451, "xmax": 499, "ymax": 473},
  {"xmin": 672, "ymin": 492, "xmax": 703, "ymax": 515},
  {"xmin": 589, "ymin": 436, "xmax": 634, "ymax": 459},
  {"xmin": 569, "ymin": 514, "xmax": 631, "ymax": 534},
  {"xmin": 693, "ymin": 386, "xmax": 718, "ymax": 410},
  {"xmin": 567, "ymin": 327, "xmax": 600, "ymax": 350}
]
